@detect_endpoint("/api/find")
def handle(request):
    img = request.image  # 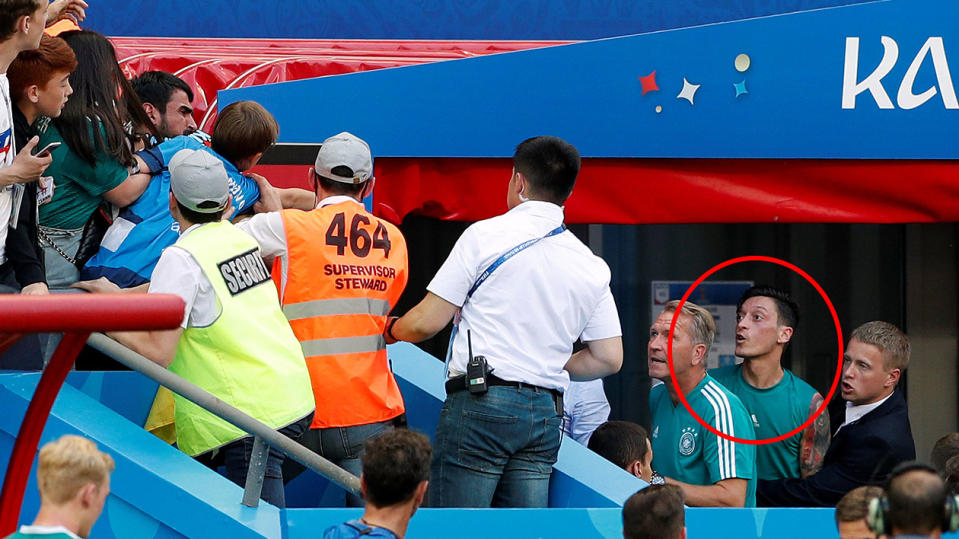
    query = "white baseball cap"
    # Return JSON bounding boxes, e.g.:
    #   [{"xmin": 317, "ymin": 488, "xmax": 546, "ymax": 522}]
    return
[
  {"xmin": 168, "ymin": 149, "xmax": 230, "ymax": 213},
  {"xmin": 313, "ymin": 132, "xmax": 373, "ymax": 184}
]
